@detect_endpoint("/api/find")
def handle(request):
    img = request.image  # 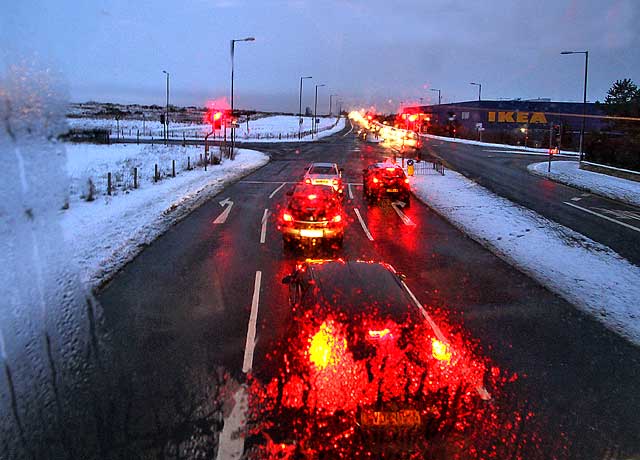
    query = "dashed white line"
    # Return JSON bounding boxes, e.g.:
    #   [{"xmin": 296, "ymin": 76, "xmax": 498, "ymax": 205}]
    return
[
  {"xmin": 269, "ymin": 182, "xmax": 286, "ymax": 199},
  {"xmin": 570, "ymin": 197, "xmax": 582, "ymax": 201},
  {"xmin": 242, "ymin": 270, "xmax": 262, "ymax": 374},
  {"xmin": 260, "ymin": 209, "xmax": 269, "ymax": 243},
  {"xmin": 354, "ymin": 208, "xmax": 374, "ymax": 241},
  {"xmin": 348, "ymin": 183, "xmax": 354, "ymax": 199},
  {"xmin": 391, "ymin": 202, "xmax": 415, "ymax": 226},
  {"xmin": 564, "ymin": 201, "xmax": 640, "ymax": 233}
]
